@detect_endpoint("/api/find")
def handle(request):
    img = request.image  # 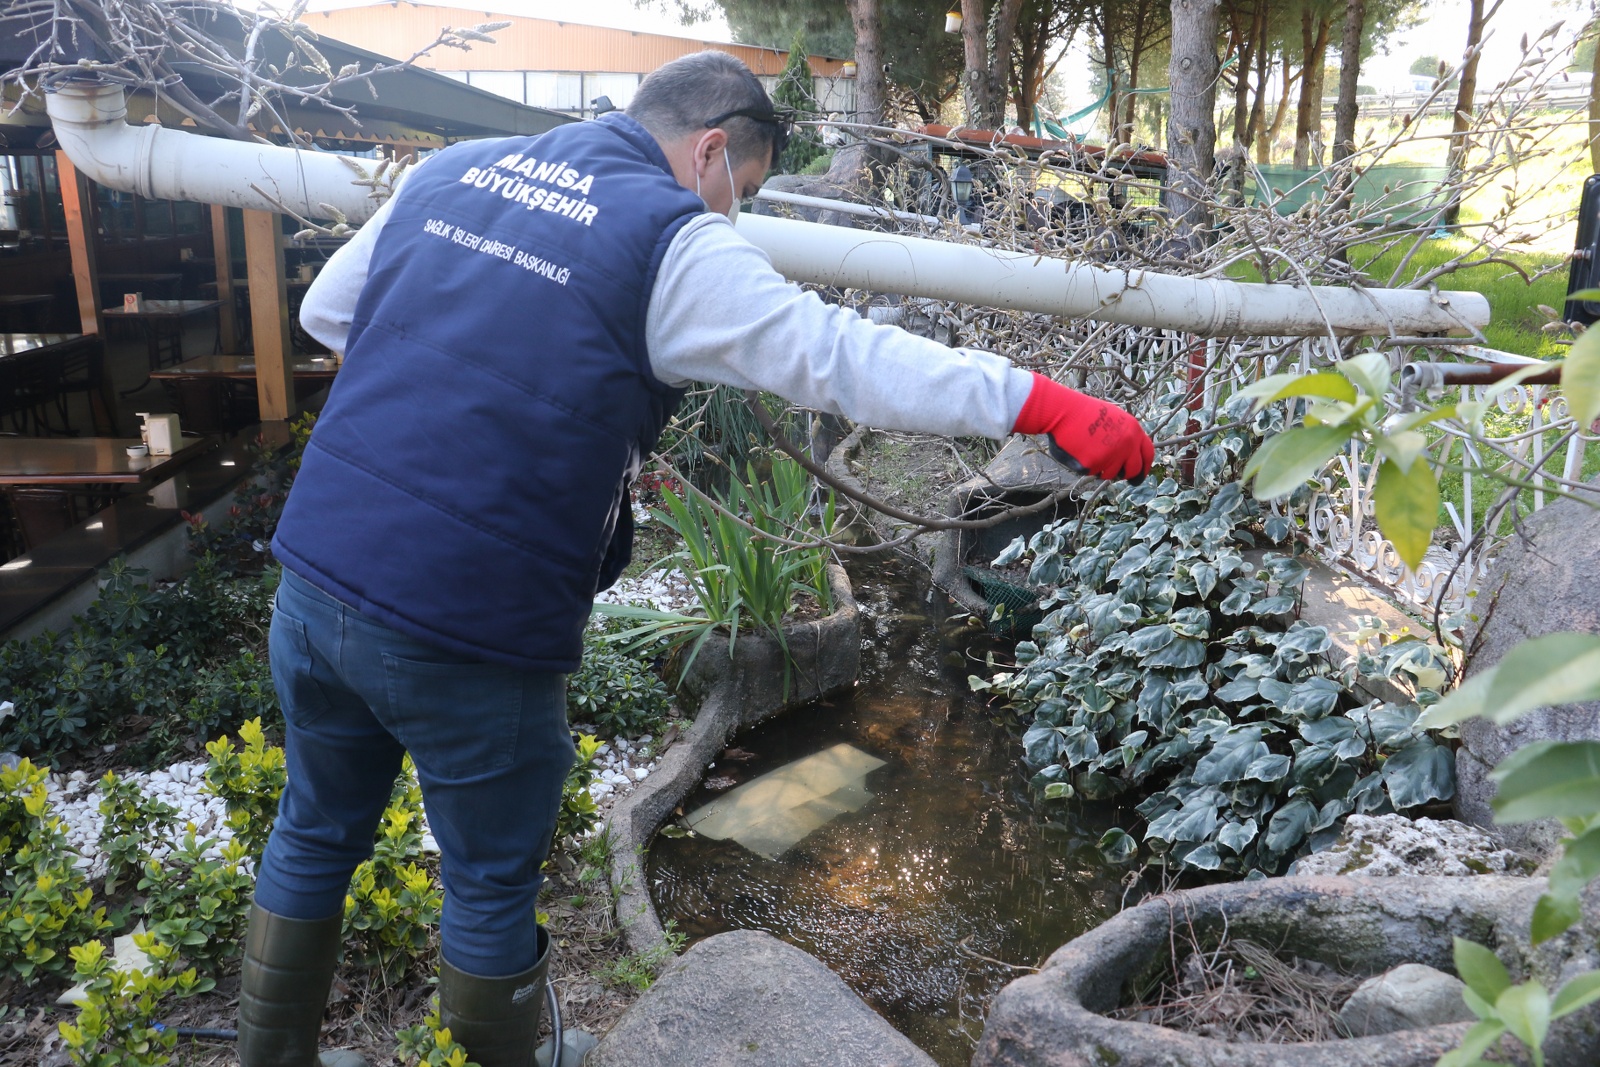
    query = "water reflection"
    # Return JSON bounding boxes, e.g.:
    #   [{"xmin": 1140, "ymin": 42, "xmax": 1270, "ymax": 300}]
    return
[{"xmin": 648, "ymin": 561, "xmax": 1126, "ymax": 1065}]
